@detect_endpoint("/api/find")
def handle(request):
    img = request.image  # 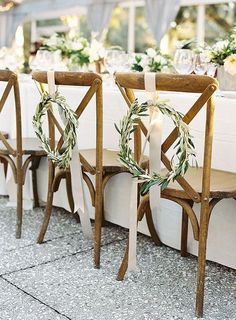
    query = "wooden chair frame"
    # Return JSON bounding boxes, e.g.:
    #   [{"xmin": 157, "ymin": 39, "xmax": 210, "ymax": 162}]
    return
[
  {"xmin": 32, "ymin": 71, "xmax": 105, "ymax": 266},
  {"xmin": 114, "ymin": 72, "xmax": 219, "ymax": 318},
  {"xmin": 32, "ymin": 71, "xmax": 162, "ymax": 270},
  {"xmin": 0, "ymin": 70, "xmax": 44, "ymax": 238}
]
